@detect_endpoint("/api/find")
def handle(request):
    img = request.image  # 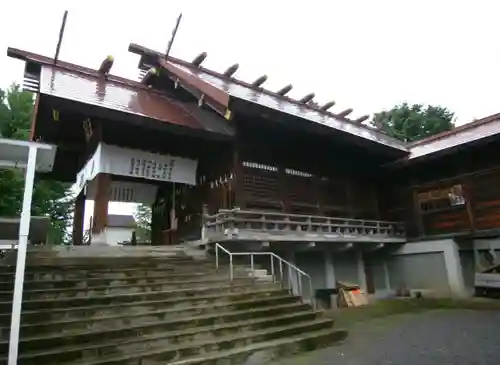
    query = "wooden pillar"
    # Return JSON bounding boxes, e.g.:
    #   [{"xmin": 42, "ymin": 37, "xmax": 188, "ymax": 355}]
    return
[
  {"xmin": 92, "ymin": 173, "xmax": 111, "ymax": 234},
  {"xmin": 29, "ymin": 94, "xmax": 40, "ymax": 141},
  {"xmin": 463, "ymin": 178, "xmax": 476, "ymax": 233},
  {"xmin": 151, "ymin": 186, "xmax": 165, "ymax": 245},
  {"xmin": 278, "ymin": 167, "xmax": 289, "ymax": 213},
  {"xmin": 72, "ymin": 191, "xmax": 86, "ymax": 245},
  {"xmin": 345, "ymin": 179, "xmax": 355, "ymax": 218},
  {"xmin": 232, "ymin": 150, "xmax": 245, "ymax": 208},
  {"xmin": 412, "ymin": 189, "xmax": 424, "ymax": 237}
]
